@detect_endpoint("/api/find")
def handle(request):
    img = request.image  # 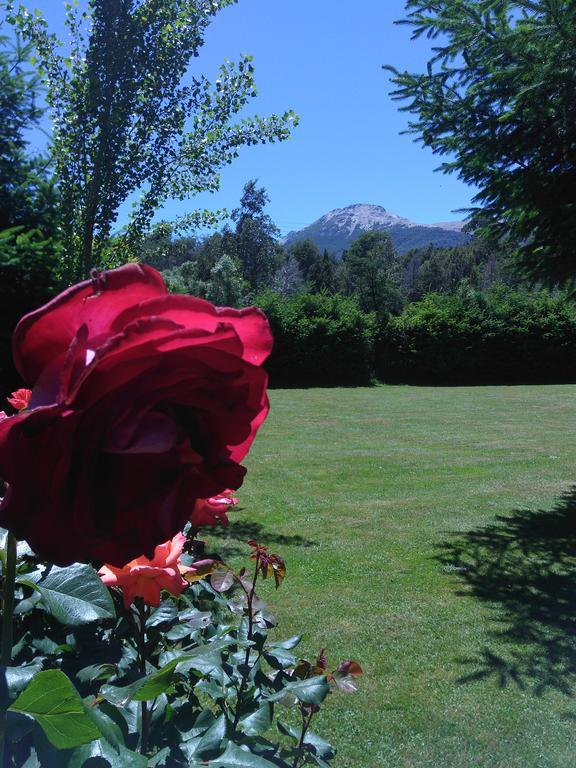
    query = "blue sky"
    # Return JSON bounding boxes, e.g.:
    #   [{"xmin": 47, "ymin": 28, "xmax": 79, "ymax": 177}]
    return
[{"xmin": 22, "ymin": 0, "xmax": 474, "ymax": 235}]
